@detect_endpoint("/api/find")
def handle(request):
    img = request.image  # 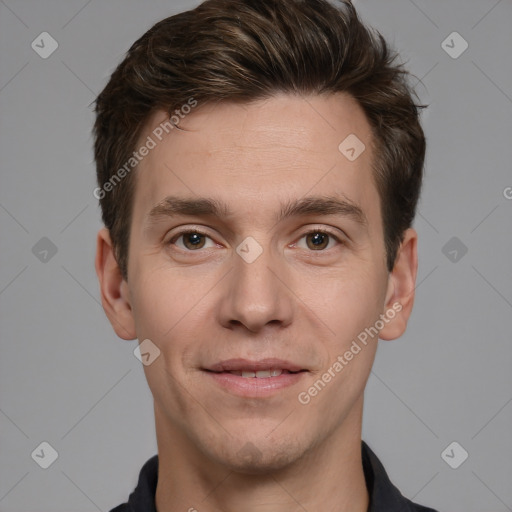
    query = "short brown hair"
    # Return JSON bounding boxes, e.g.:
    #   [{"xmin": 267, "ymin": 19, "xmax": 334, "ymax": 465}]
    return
[{"xmin": 93, "ymin": 0, "xmax": 426, "ymax": 279}]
